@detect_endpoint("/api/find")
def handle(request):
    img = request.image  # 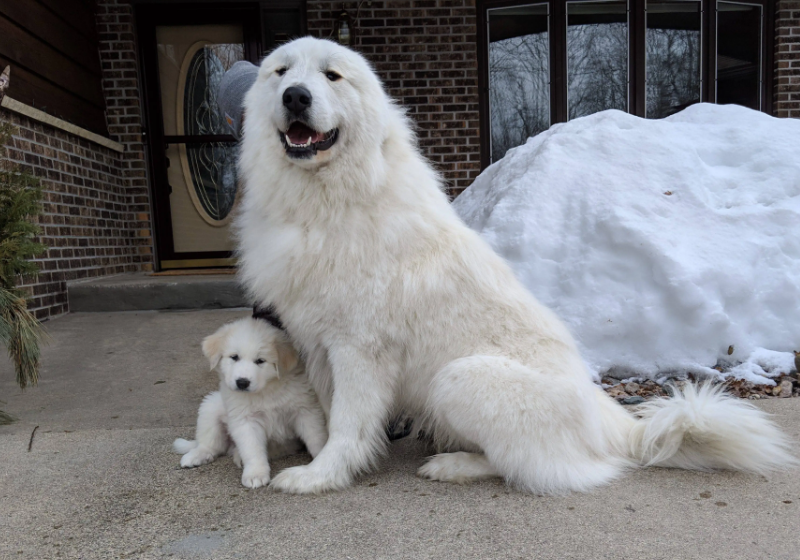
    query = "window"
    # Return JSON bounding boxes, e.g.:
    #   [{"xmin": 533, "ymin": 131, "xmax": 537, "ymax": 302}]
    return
[
  {"xmin": 487, "ymin": 4, "xmax": 550, "ymax": 162},
  {"xmin": 717, "ymin": 2, "xmax": 762, "ymax": 109},
  {"xmin": 646, "ymin": 0, "xmax": 702, "ymax": 118},
  {"xmin": 567, "ymin": 1, "xmax": 629, "ymax": 119},
  {"xmin": 478, "ymin": 0, "xmax": 773, "ymax": 166}
]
